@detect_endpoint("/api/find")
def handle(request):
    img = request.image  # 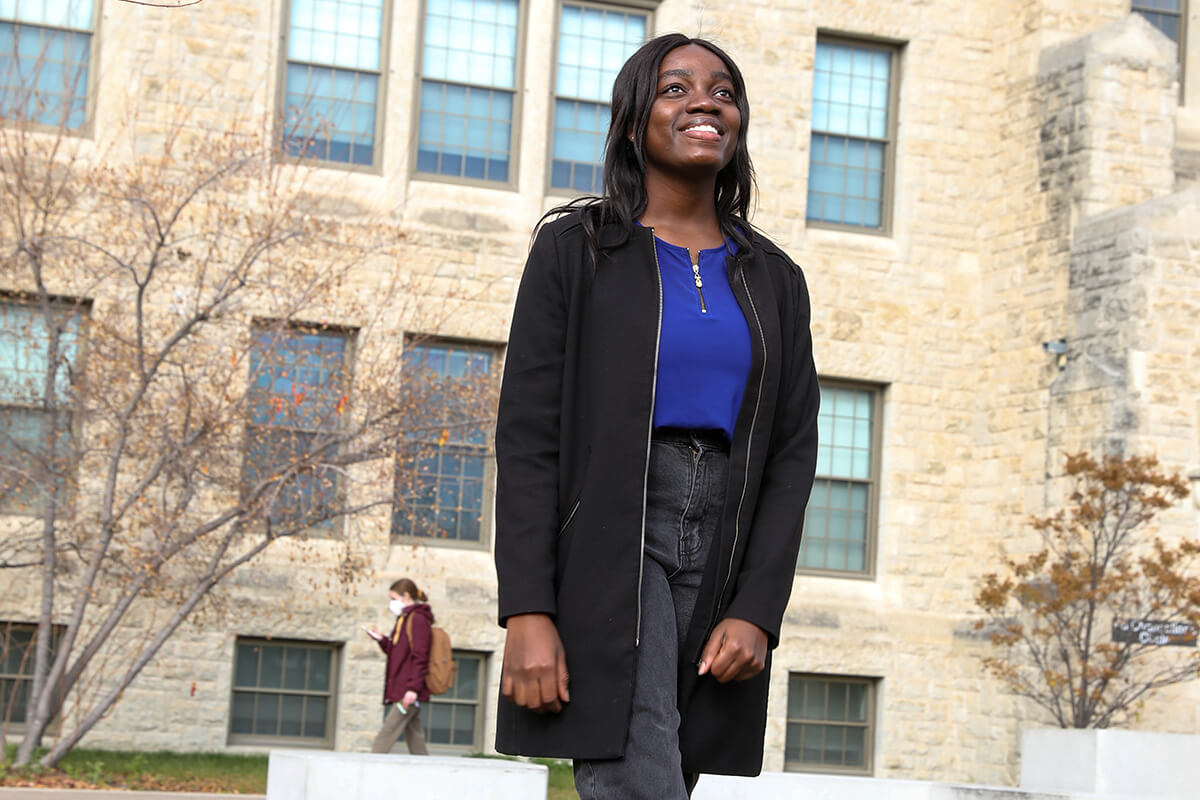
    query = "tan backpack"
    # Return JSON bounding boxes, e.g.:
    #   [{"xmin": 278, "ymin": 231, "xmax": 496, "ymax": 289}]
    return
[{"xmin": 402, "ymin": 614, "xmax": 457, "ymax": 695}]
